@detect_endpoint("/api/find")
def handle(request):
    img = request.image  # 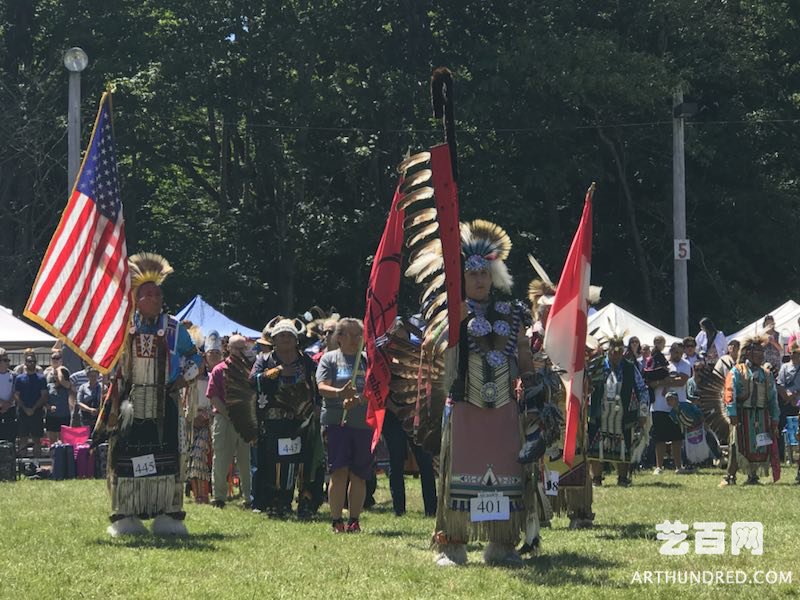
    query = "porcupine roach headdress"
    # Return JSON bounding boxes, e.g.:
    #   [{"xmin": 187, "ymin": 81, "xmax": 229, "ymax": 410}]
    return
[
  {"xmin": 738, "ymin": 334, "xmax": 767, "ymax": 363},
  {"xmin": 129, "ymin": 252, "xmax": 173, "ymax": 290}
]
